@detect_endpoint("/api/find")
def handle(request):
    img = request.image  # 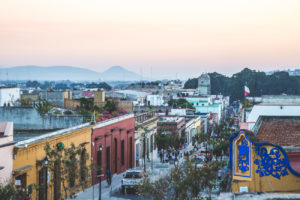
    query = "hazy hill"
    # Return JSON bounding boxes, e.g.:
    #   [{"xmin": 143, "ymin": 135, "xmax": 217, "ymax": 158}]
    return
[
  {"xmin": 0, "ymin": 65, "xmax": 100, "ymax": 81},
  {"xmin": 0, "ymin": 65, "xmax": 140, "ymax": 81},
  {"xmin": 100, "ymin": 66, "xmax": 140, "ymax": 81}
]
